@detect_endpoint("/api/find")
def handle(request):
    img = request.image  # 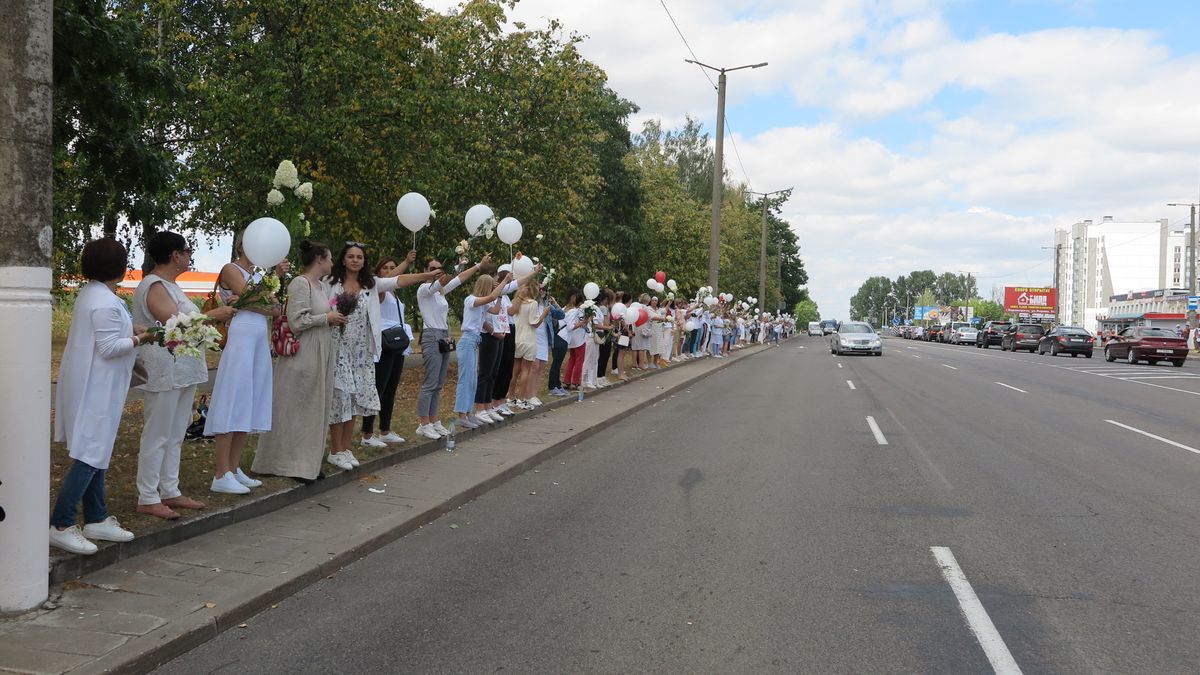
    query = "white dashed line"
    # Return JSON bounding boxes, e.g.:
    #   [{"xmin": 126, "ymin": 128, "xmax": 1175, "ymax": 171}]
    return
[
  {"xmin": 994, "ymin": 382, "xmax": 1028, "ymax": 393},
  {"xmin": 912, "ymin": 354, "xmax": 921, "ymax": 359},
  {"xmin": 866, "ymin": 416, "xmax": 888, "ymax": 445},
  {"xmin": 931, "ymin": 547, "xmax": 1023, "ymax": 674},
  {"xmin": 1104, "ymin": 420, "xmax": 1200, "ymax": 456},
  {"xmin": 942, "ymin": 364, "xmax": 958, "ymax": 370},
  {"xmin": 837, "ymin": 363, "xmax": 843, "ymax": 369},
  {"xmin": 847, "ymin": 380, "xmax": 856, "ymax": 390}
]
